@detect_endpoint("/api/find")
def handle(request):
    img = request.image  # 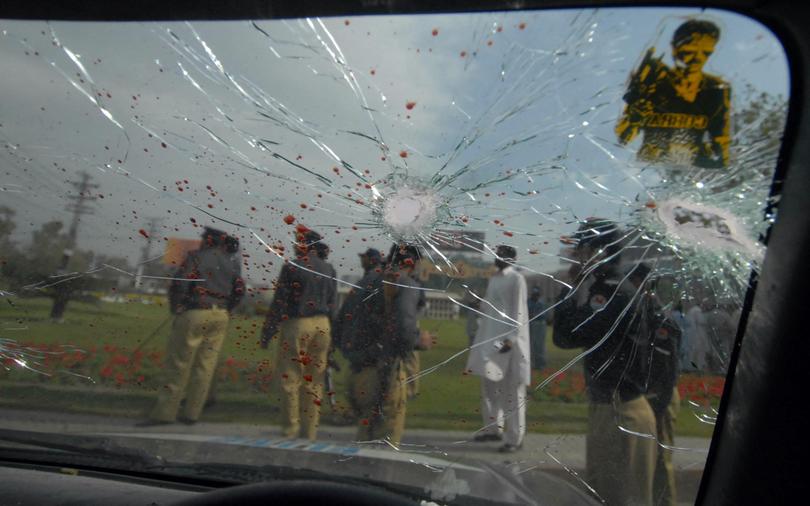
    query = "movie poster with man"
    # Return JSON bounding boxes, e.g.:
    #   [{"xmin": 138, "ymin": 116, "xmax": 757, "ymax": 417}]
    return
[{"xmin": 616, "ymin": 19, "xmax": 731, "ymax": 169}]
